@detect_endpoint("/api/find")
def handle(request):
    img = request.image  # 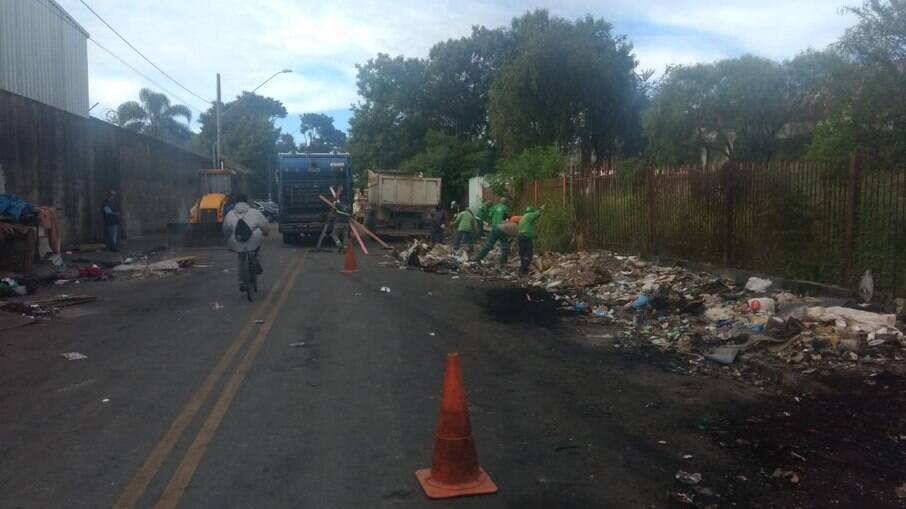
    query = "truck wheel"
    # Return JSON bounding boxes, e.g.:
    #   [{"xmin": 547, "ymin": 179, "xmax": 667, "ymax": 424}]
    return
[{"xmin": 283, "ymin": 233, "xmax": 299, "ymax": 244}]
